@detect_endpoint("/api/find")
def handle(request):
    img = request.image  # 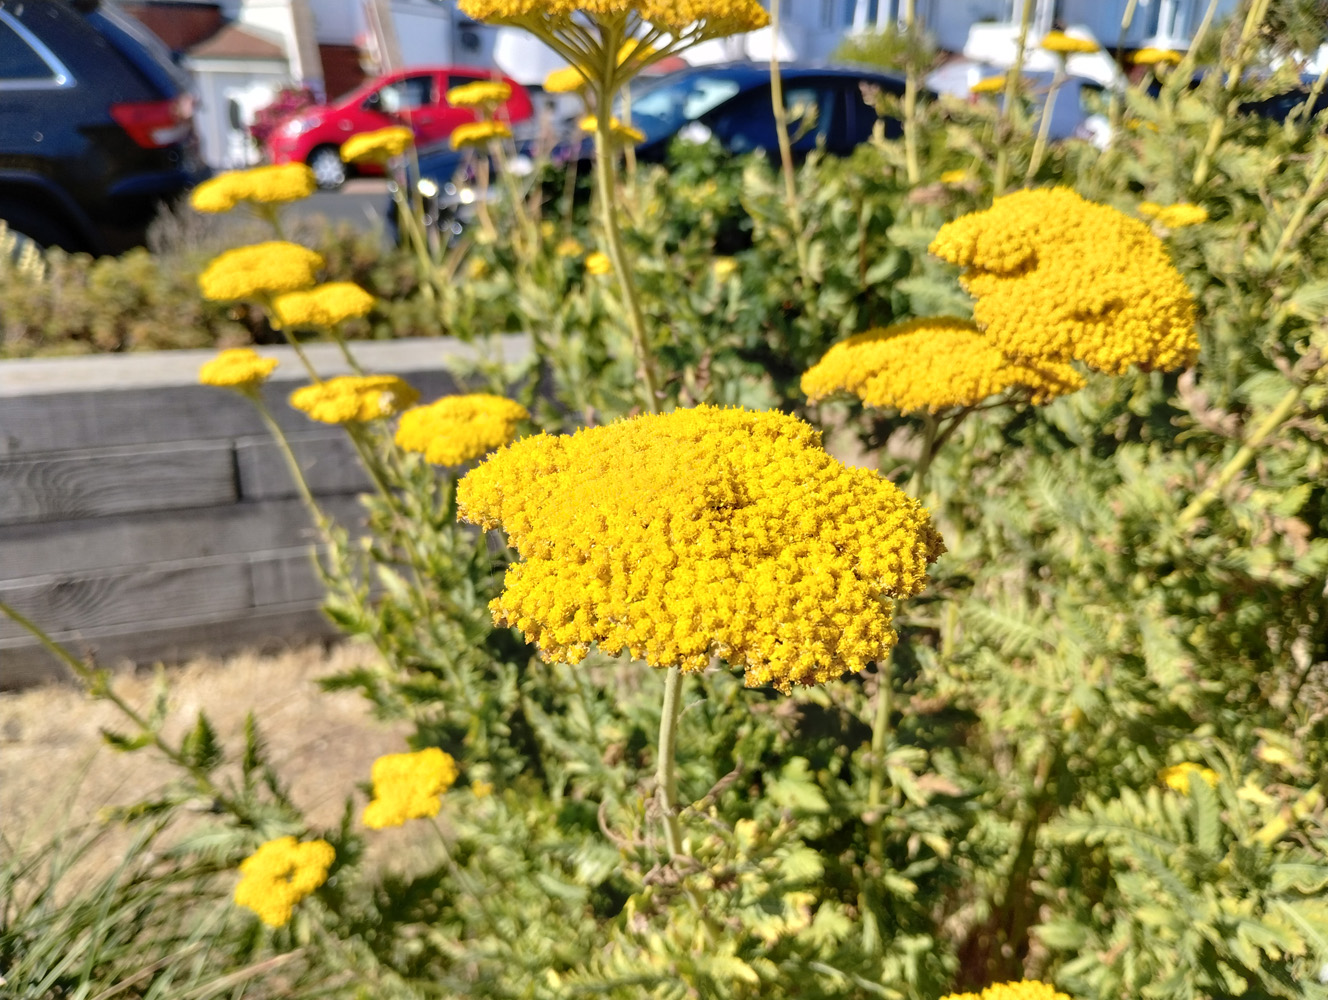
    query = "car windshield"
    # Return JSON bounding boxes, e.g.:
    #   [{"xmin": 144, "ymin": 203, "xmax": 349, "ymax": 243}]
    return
[{"xmin": 622, "ymin": 74, "xmax": 742, "ymax": 142}]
